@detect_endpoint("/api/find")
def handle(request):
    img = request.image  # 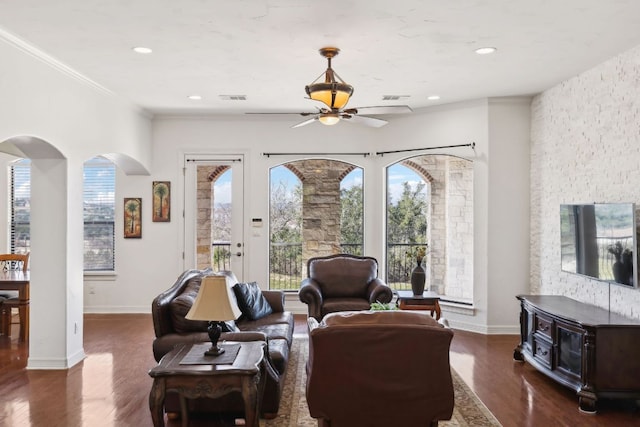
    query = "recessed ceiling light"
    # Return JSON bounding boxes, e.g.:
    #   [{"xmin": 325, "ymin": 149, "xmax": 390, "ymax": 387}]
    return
[
  {"xmin": 475, "ymin": 47, "xmax": 496, "ymax": 55},
  {"xmin": 132, "ymin": 46, "xmax": 153, "ymax": 54},
  {"xmin": 187, "ymin": 95, "xmax": 202, "ymax": 100},
  {"xmin": 427, "ymin": 95, "xmax": 440, "ymax": 100}
]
